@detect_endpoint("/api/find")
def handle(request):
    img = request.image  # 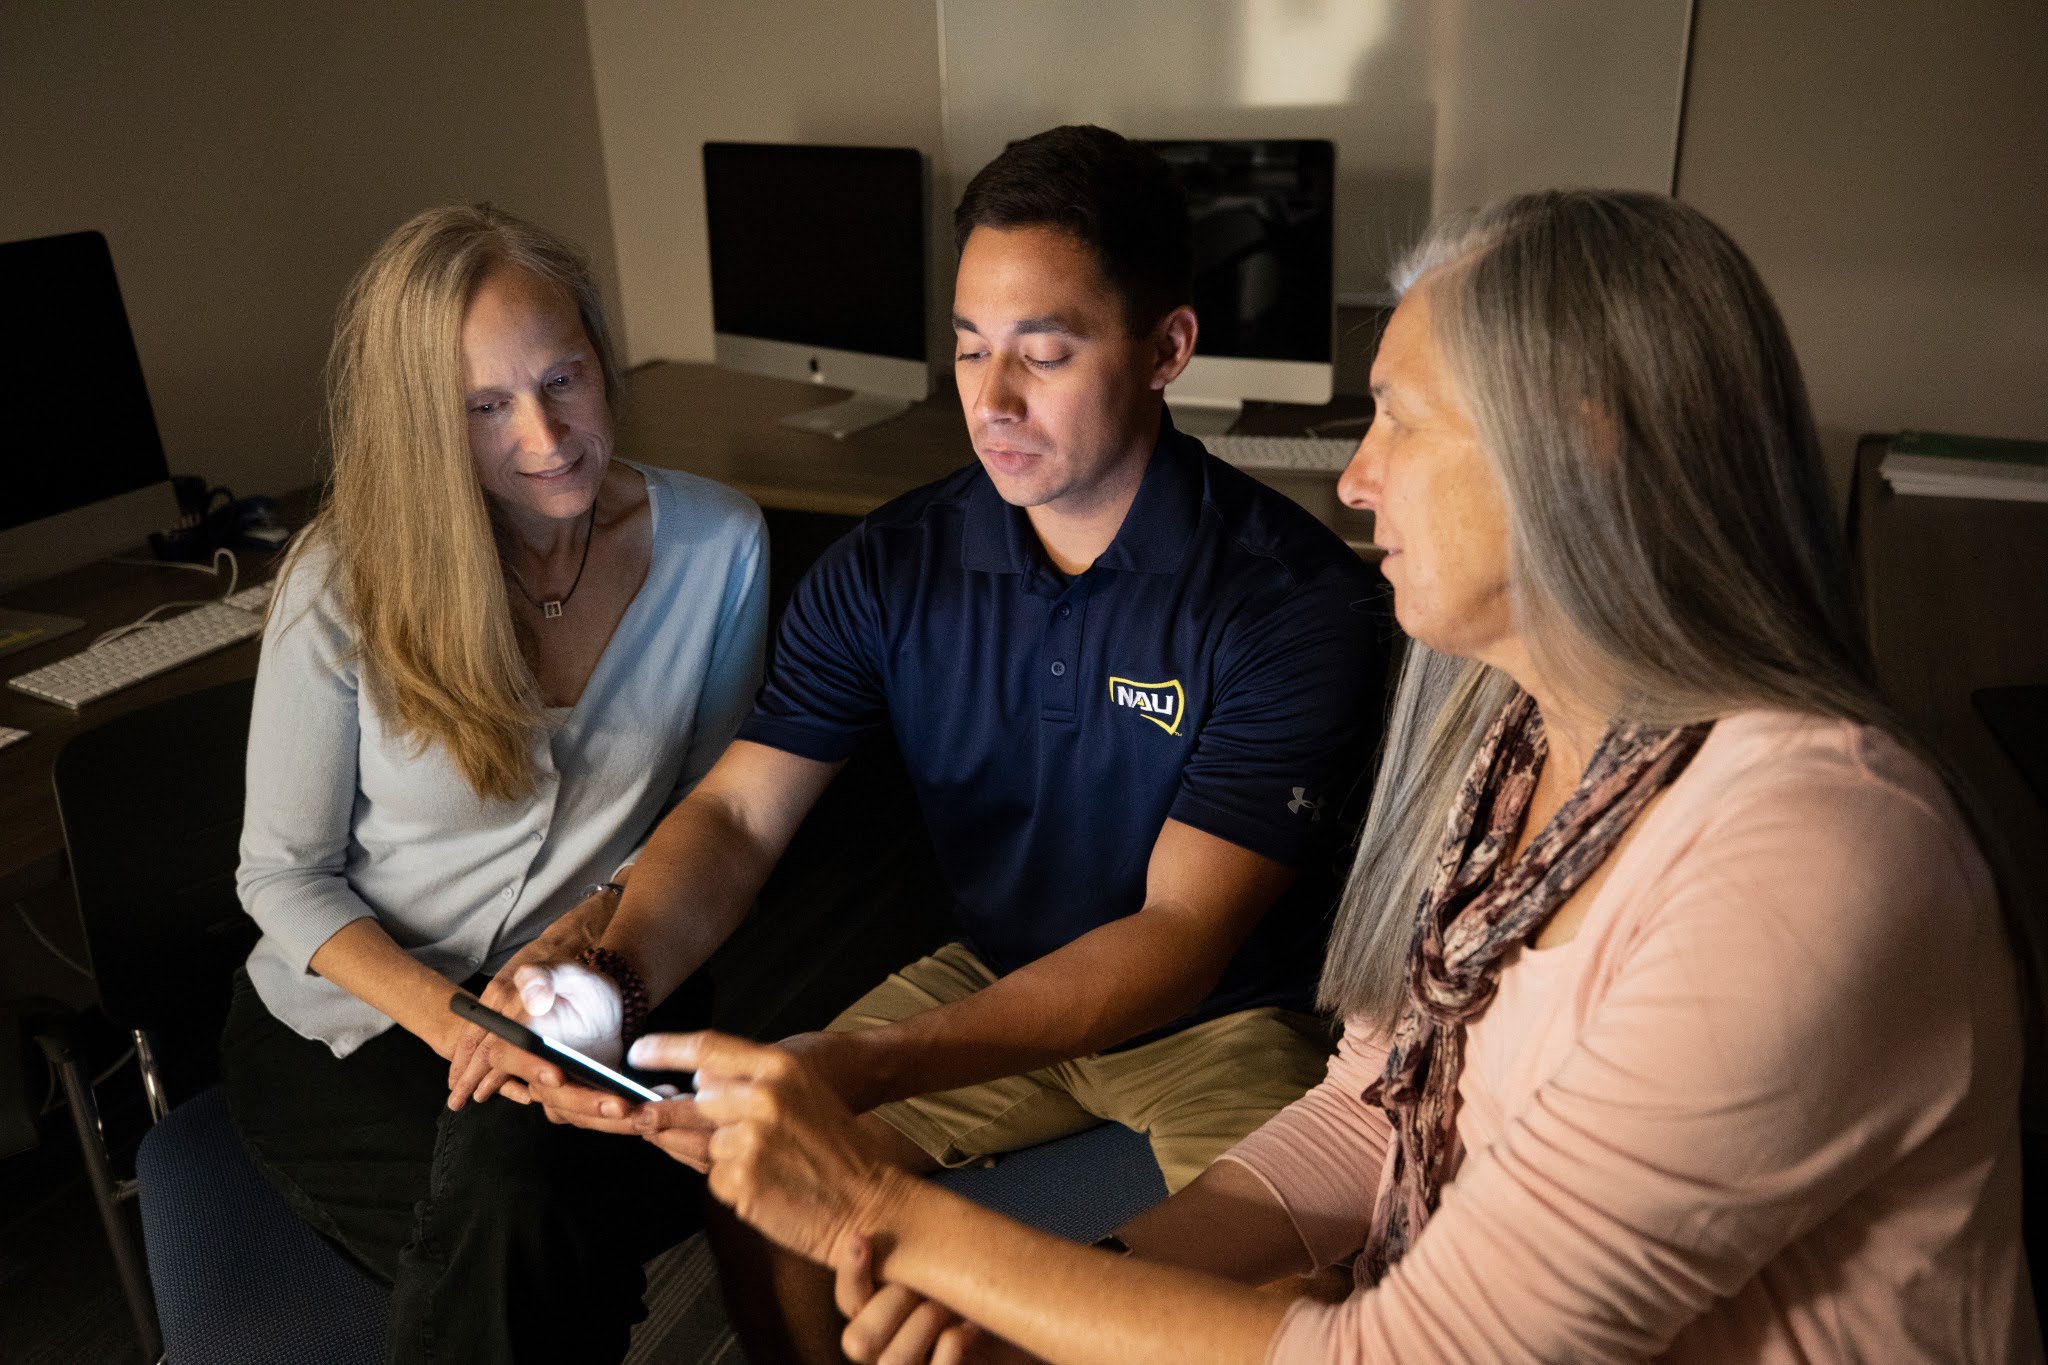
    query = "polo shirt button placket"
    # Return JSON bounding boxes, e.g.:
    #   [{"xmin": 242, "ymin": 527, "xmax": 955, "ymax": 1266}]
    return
[{"xmin": 1041, "ymin": 591, "xmax": 1084, "ymax": 718}]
